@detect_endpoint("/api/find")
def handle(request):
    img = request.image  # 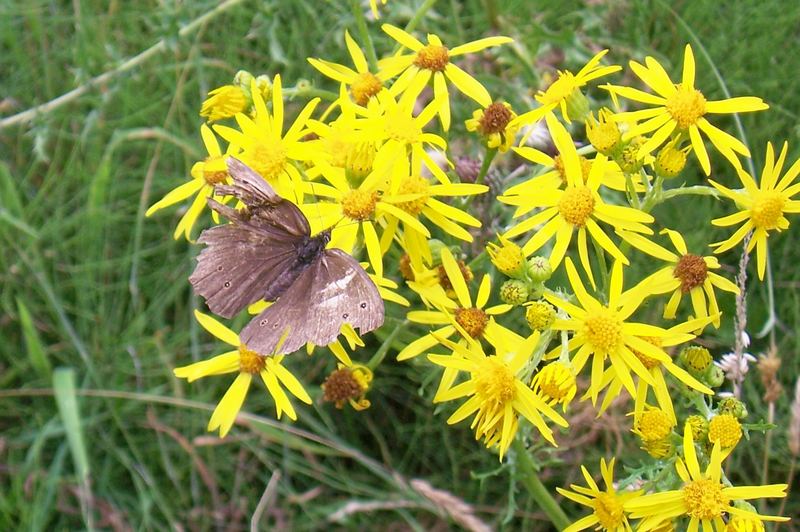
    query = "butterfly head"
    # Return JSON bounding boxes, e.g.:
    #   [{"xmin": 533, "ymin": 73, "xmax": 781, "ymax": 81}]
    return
[{"xmin": 297, "ymin": 230, "xmax": 331, "ymax": 264}]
